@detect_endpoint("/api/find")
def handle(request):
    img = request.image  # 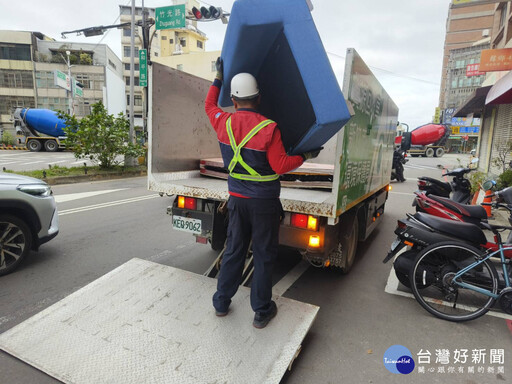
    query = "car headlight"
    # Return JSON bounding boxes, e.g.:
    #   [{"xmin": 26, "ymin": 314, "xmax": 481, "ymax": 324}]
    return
[{"xmin": 17, "ymin": 184, "xmax": 52, "ymax": 197}]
